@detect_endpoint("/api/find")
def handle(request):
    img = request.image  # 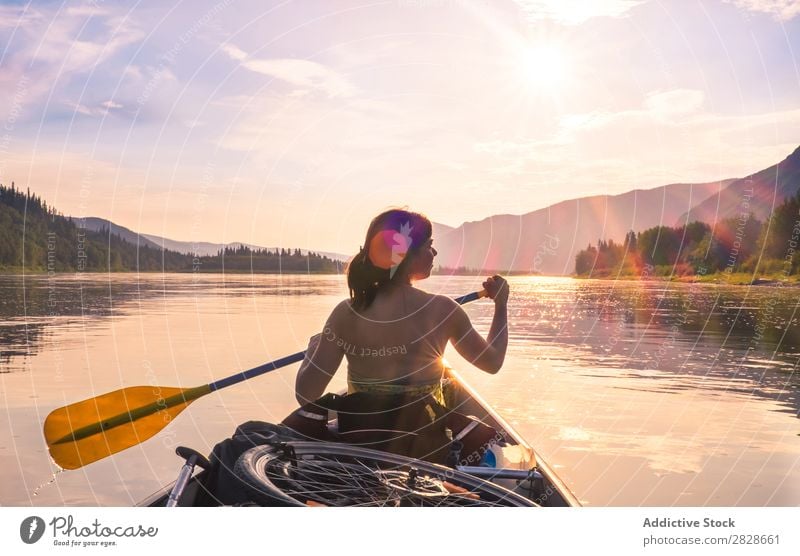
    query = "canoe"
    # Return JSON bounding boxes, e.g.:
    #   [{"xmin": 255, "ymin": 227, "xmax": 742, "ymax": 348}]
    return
[{"xmin": 140, "ymin": 368, "xmax": 580, "ymax": 507}]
